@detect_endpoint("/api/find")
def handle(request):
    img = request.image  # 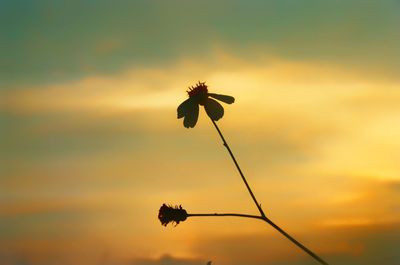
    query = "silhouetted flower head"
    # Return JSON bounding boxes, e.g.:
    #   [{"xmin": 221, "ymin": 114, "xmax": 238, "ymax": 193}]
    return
[
  {"xmin": 158, "ymin": 204, "xmax": 188, "ymax": 226},
  {"xmin": 177, "ymin": 82, "xmax": 235, "ymax": 128}
]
